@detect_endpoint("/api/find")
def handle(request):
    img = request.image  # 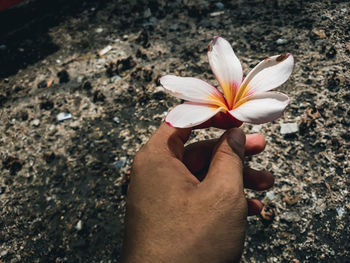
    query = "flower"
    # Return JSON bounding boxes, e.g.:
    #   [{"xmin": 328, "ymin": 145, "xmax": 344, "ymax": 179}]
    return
[{"xmin": 160, "ymin": 36, "xmax": 294, "ymax": 128}]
